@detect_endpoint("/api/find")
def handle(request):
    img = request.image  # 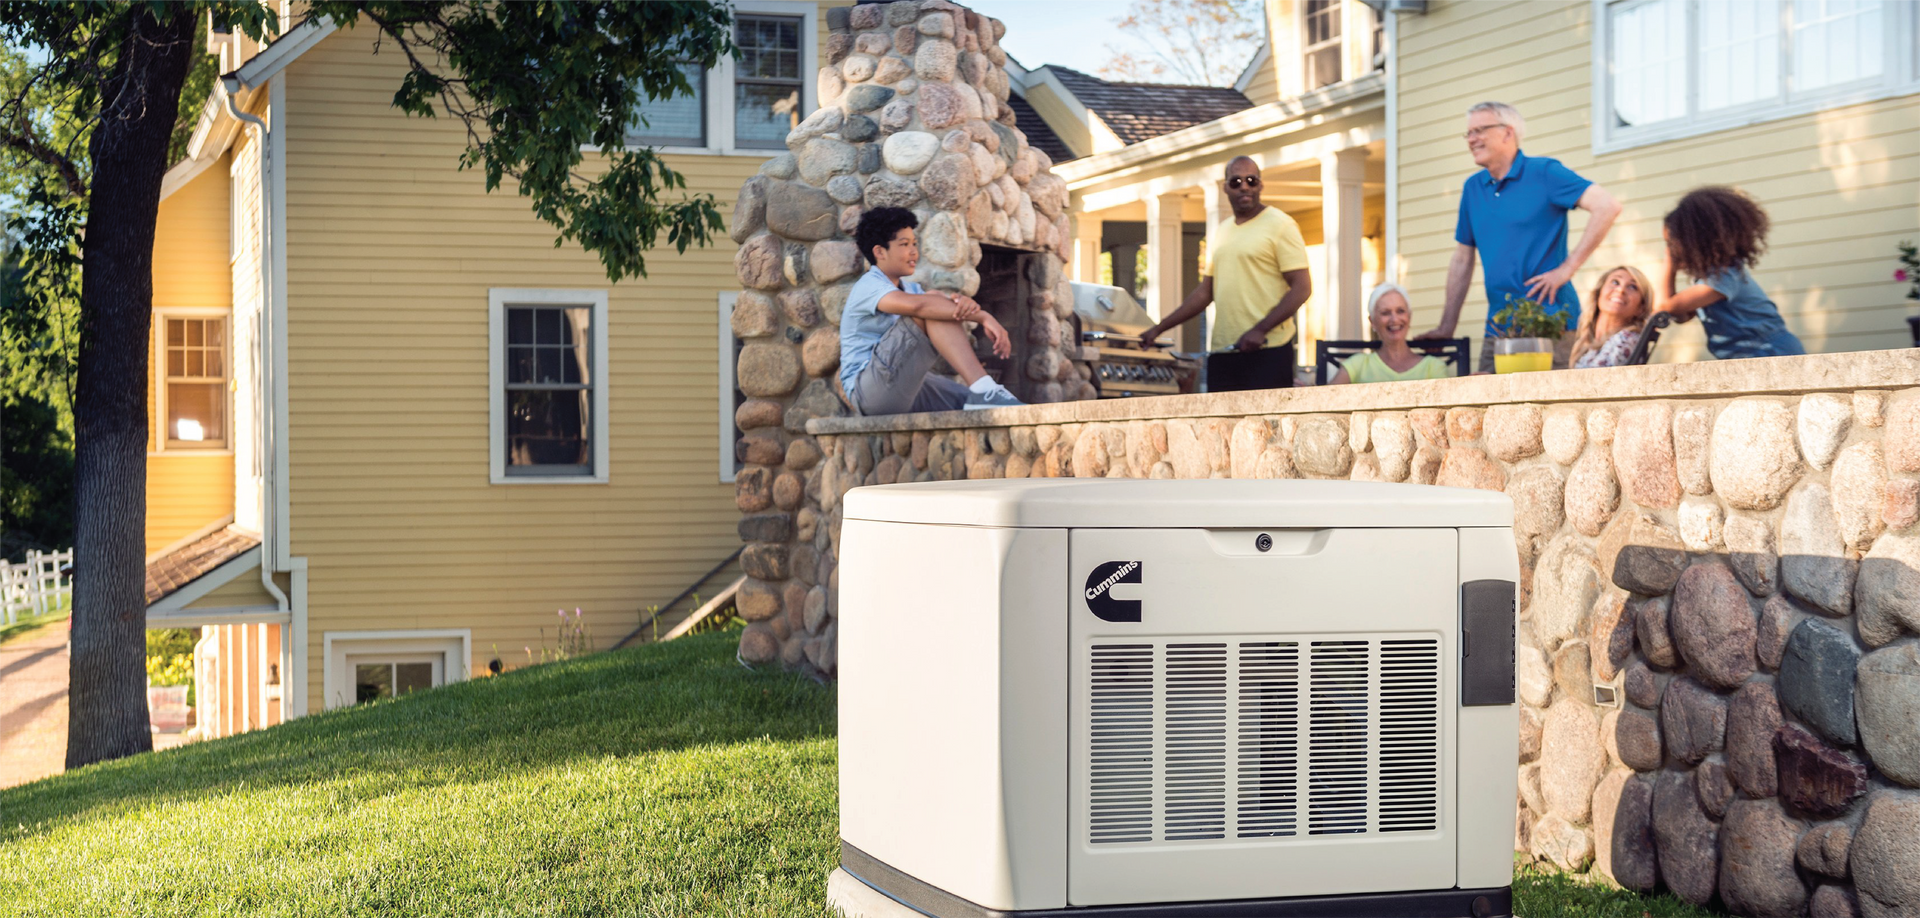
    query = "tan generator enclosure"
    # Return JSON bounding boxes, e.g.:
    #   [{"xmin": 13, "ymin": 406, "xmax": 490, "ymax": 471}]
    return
[{"xmin": 835, "ymin": 479, "xmax": 1519, "ymax": 918}]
